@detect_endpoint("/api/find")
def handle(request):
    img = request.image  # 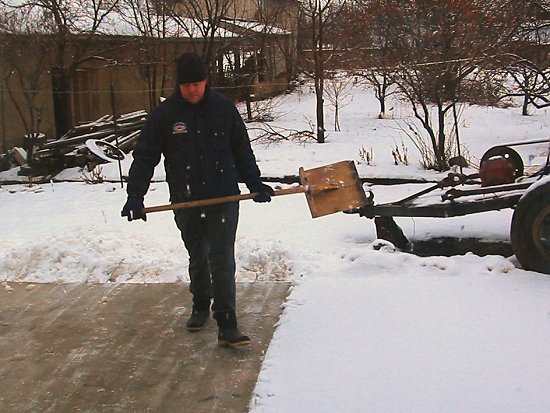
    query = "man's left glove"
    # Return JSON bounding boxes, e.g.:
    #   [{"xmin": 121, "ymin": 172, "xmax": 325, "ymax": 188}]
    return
[
  {"xmin": 121, "ymin": 195, "xmax": 147, "ymax": 221},
  {"xmin": 249, "ymin": 182, "xmax": 275, "ymax": 203}
]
